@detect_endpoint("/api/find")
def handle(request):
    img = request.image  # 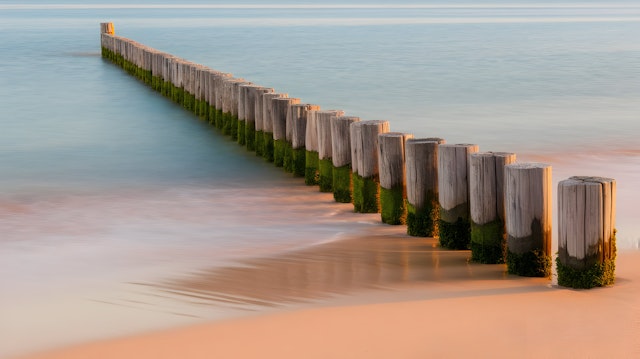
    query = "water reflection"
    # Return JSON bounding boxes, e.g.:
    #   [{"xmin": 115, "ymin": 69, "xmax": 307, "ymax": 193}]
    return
[{"xmin": 151, "ymin": 232, "xmax": 515, "ymax": 309}]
